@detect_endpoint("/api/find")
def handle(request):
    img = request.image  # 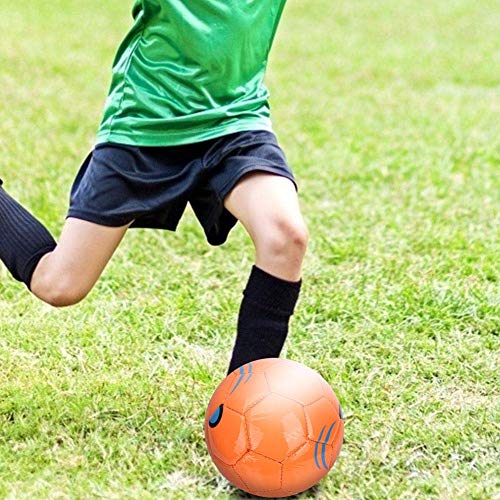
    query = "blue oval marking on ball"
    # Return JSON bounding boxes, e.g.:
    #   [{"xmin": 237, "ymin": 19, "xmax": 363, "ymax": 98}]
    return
[{"xmin": 208, "ymin": 404, "xmax": 224, "ymax": 428}]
